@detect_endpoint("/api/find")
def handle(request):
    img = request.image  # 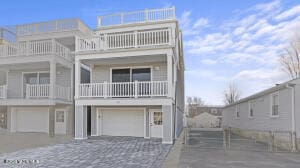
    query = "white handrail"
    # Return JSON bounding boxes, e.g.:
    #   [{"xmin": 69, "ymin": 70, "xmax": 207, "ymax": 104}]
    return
[
  {"xmin": 0, "ymin": 85, "xmax": 7, "ymax": 99},
  {"xmin": 56, "ymin": 85, "xmax": 71, "ymax": 101},
  {"xmin": 0, "ymin": 39, "xmax": 73, "ymax": 61},
  {"xmin": 76, "ymin": 29, "xmax": 172, "ymax": 52},
  {"xmin": 26, "ymin": 84, "xmax": 71, "ymax": 101},
  {"xmin": 79, "ymin": 81, "xmax": 168, "ymax": 98},
  {"xmin": 98, "ymin": 7, "xmax": 175, "ymax": 27}
]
